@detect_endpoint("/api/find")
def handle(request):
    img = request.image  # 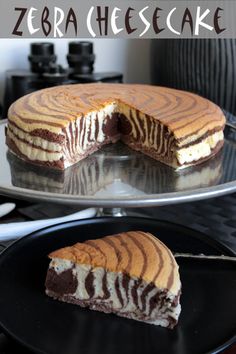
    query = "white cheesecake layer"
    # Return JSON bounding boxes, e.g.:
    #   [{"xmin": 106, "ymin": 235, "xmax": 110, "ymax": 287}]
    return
[
  {"xmin": 176, "ymin": 131, "xmax": 223, "ymax": 166},
  {"xmin": 8, "ymin": 124, "xmax": 62, "ymax": 152},
  {"xmin": 7, "ymin": 129, "xmax": 63, "ymax": 162},
  {"xmin": 48, "ymin": 258, "xmax": 181, "ymax": 327}
]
